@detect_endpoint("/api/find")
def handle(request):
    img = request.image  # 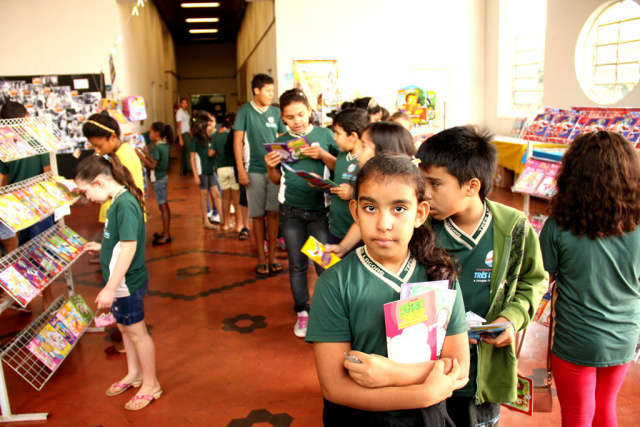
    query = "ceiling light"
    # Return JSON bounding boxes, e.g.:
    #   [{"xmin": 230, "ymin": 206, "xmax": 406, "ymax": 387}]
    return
[
  {"xmin": 189, "ymin": 29, "xmax": 219, "ymax": 33},
  {"xmin": 186, "ymin": 18, "xmax": 219, "ymax": 23},
  {"xmin": 181, "ymin": 2, "xmax": 220, "ymax": 7}
]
